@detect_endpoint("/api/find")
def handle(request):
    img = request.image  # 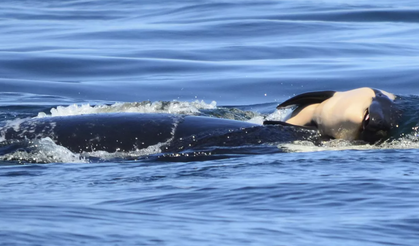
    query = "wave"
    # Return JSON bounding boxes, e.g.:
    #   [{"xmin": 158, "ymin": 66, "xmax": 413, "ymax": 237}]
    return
[
  {"xmin": 280, "ymin": 134, "xmax": 419, "ymax": 153},
  {"xmin": 0, "ymin": 138, "xmax": 86, "ymax": 164},
  {"xmin": 36, "ymin": 100, "xmax": 217, "ymax": 118}
]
